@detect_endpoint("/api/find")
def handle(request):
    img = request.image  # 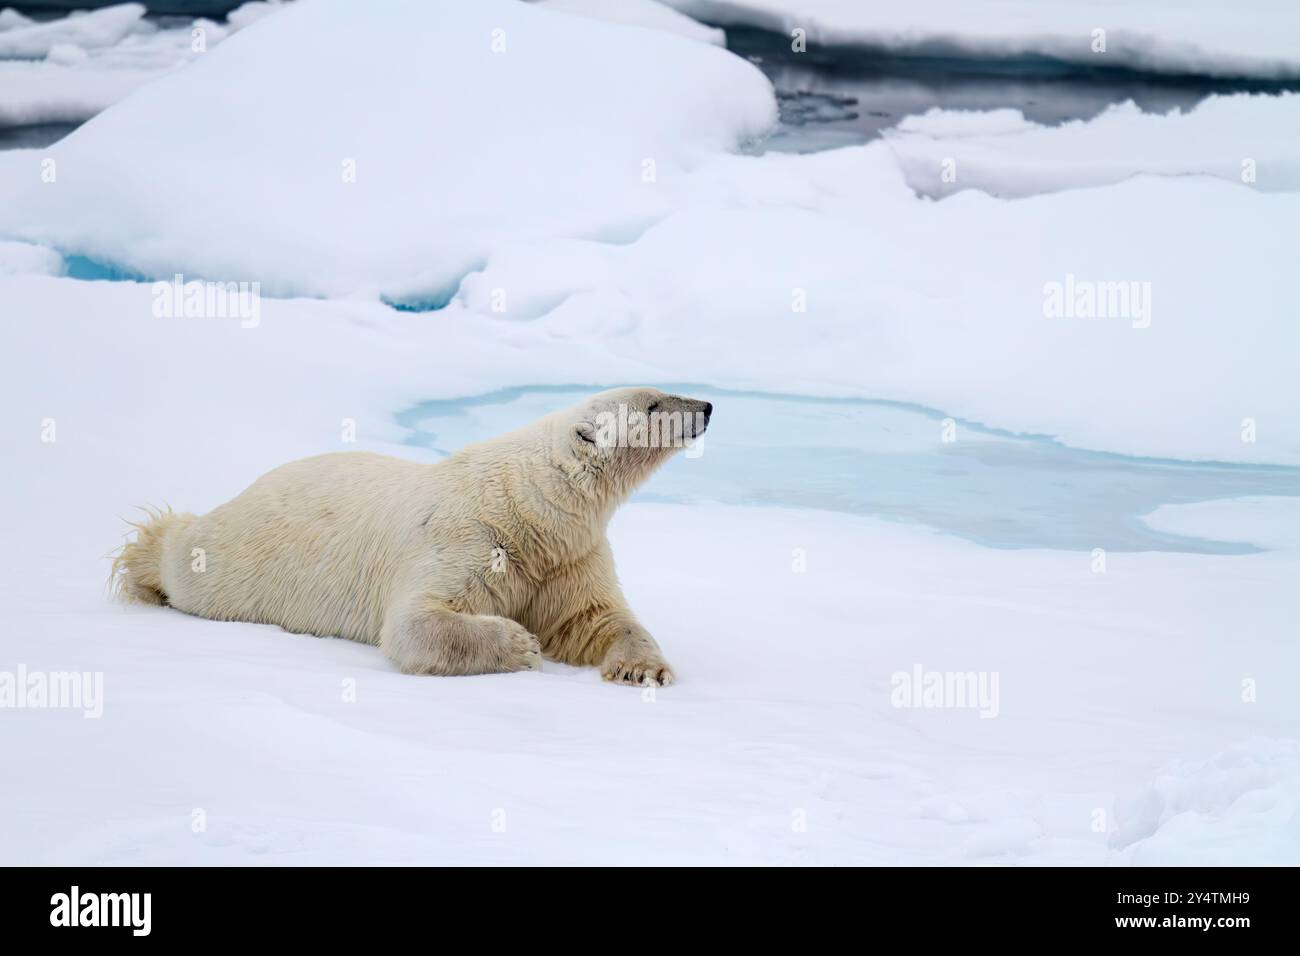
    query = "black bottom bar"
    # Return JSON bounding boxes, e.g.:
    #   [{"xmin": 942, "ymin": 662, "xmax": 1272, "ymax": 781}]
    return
[{"xmin": 0, "ymin": 866, "xmax": 1288, "ymax": 942}]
